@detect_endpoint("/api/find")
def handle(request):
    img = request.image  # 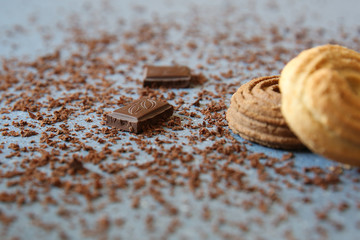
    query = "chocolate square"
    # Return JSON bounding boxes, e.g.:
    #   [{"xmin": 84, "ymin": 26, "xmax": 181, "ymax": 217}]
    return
[
  {"xmin": 106, "ymin": 97, "xmax": 173, "ymax": 133},
  {"xmin": 143, "ymin": 66, "xmax": 191, "ymax": 88}
]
